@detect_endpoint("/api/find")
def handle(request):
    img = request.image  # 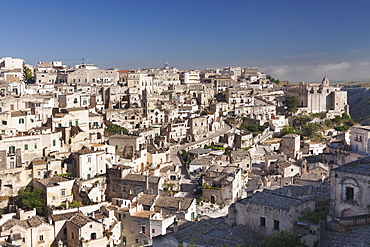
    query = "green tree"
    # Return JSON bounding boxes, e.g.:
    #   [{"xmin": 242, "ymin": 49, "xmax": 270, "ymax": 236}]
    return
[
  {"xmin": 16, "ymin": 187, "xmax": 46, "ymax": 215},
  {"xmin": 285, "ymin": 96, "xmax": 299, "ymax": 113},
  {"xmin": 105, "ymin": 123, "xmax": 128, "ymax": 134},
  {"xmin": 261, "ymin": 230, "xmax": 308, "ymax": 247},
  {"xmin": 23, "ymin": 66, "xmax": 33, "ymax": 83},
  {"xmin": 280, "ymin": 126, "xmax": 298, "ymax": 136}
]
